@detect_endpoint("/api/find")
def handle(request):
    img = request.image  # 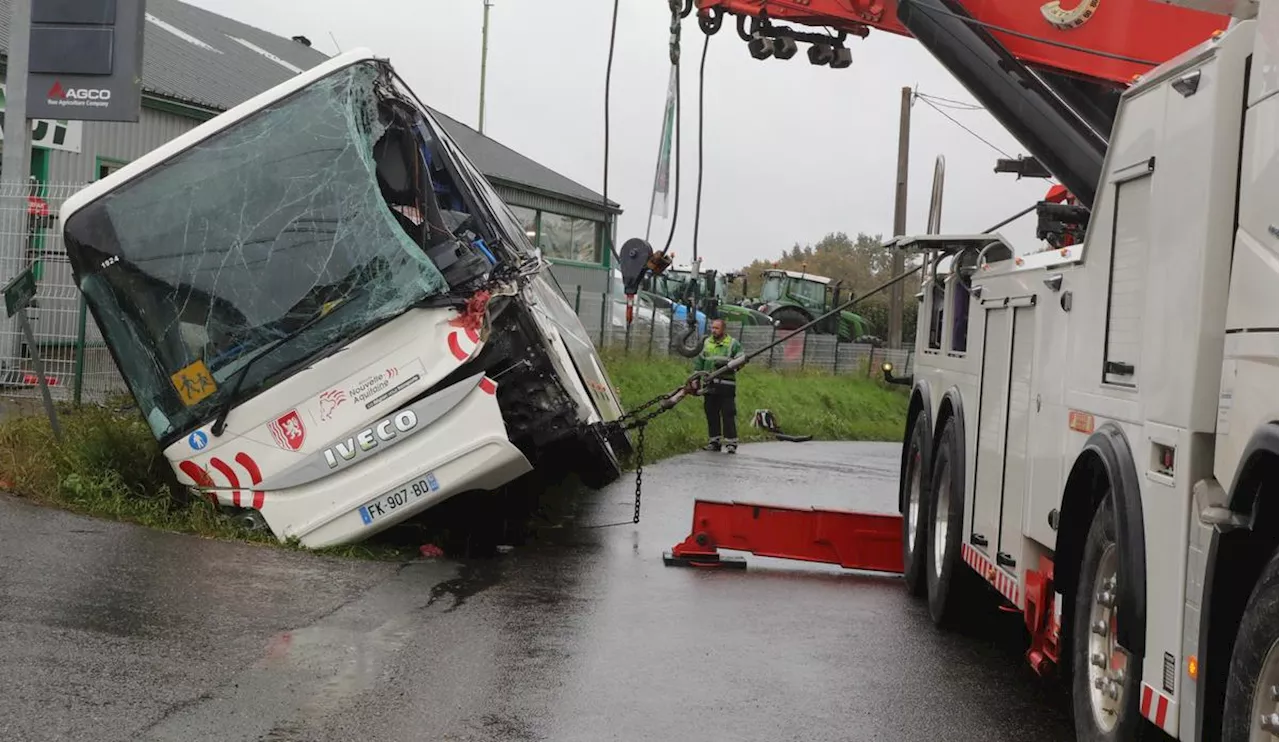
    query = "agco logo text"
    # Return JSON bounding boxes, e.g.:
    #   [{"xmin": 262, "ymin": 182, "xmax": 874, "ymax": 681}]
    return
[
  {"xmin": 322, "ymin": 410, "xmax": 418, "ymax": 469},
  {"xmin": 46, "ymin": 81, "xmax": 112, "ymax": 107}
]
